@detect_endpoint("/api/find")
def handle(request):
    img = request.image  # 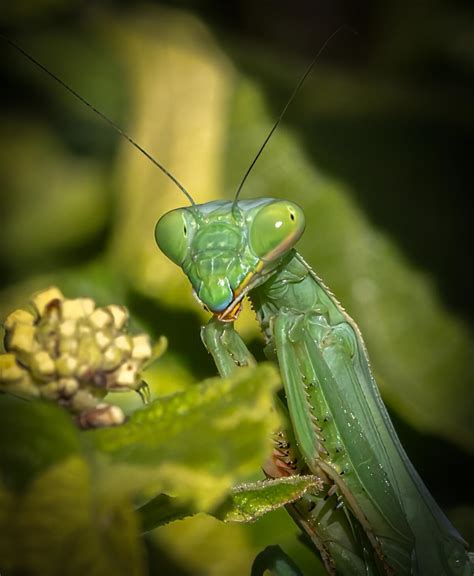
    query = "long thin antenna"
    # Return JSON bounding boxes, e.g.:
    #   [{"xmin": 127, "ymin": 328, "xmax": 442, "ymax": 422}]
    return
[
  {"xmin": 233, "ymin": 26, "xmax": 354, "ymax": 204},
  {"xmin": 1, "ymin": 33, "xmax": 196, "ymax": 206}
]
